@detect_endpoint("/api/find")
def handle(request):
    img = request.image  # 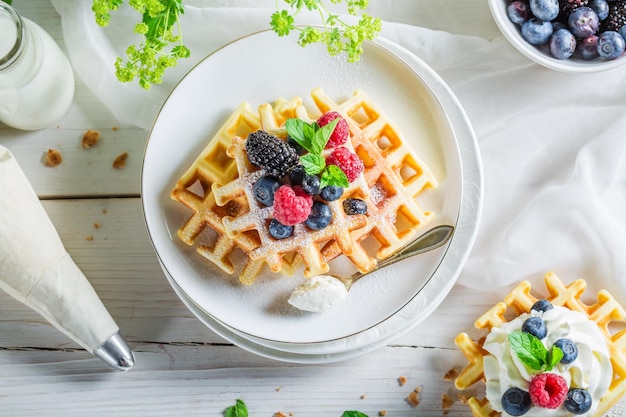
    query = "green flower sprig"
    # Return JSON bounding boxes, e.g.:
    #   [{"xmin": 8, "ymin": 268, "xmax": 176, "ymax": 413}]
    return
[
  {"xmin": 92, "ymin": 0, "xmax": 381, "ymax": 89},
  {"xmin": 92, "ymin": 0, "xmax": 190, "ymax": 89},
  {"xmin": 271, "ymin": 0, "xmax": 382, "ymax": 62}
]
